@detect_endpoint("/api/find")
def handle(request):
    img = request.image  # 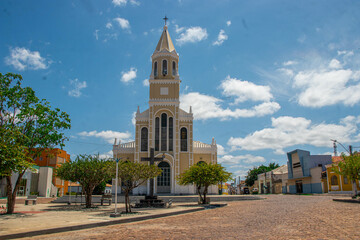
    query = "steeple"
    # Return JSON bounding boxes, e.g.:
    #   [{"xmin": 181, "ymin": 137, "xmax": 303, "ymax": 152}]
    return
[{"xmin": 154, "ymin": 25, "xmax": 176, "ymax": 53}]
